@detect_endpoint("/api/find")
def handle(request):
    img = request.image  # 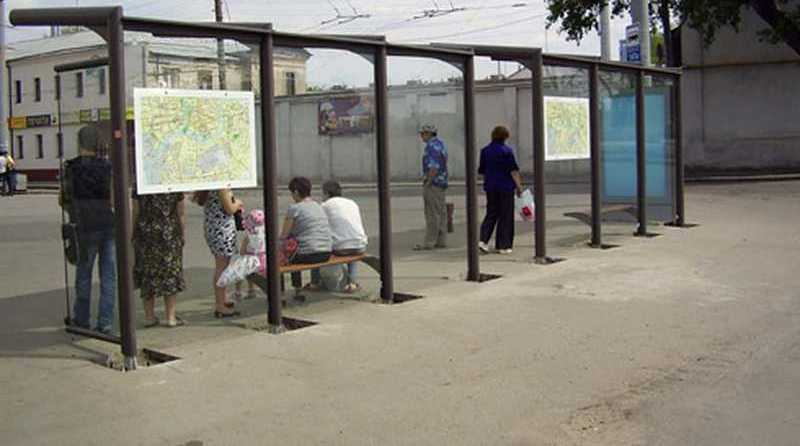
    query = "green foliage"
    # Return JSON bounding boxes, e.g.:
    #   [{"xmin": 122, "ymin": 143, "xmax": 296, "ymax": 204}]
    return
[{"xmin": 545, "ymin": 0, "xmax": 800, "ymax": 52}]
